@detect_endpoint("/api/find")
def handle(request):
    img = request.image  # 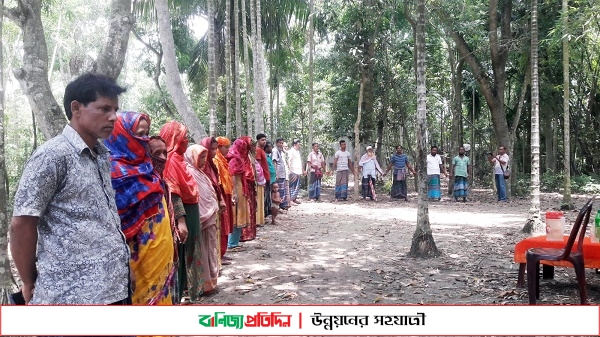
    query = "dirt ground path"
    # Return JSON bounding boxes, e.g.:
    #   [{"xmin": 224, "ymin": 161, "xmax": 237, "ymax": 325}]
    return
[{"xmin": 203, "ymin": 184, "xmax": 600, "ymax": 306}]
